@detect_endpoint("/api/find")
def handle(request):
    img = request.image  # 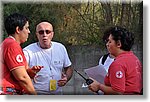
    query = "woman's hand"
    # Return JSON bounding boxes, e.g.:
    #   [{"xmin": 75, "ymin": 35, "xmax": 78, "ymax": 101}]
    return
[{"xmin": 88, "ymin": 77, "xmax": 101, "ymax": 93}]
